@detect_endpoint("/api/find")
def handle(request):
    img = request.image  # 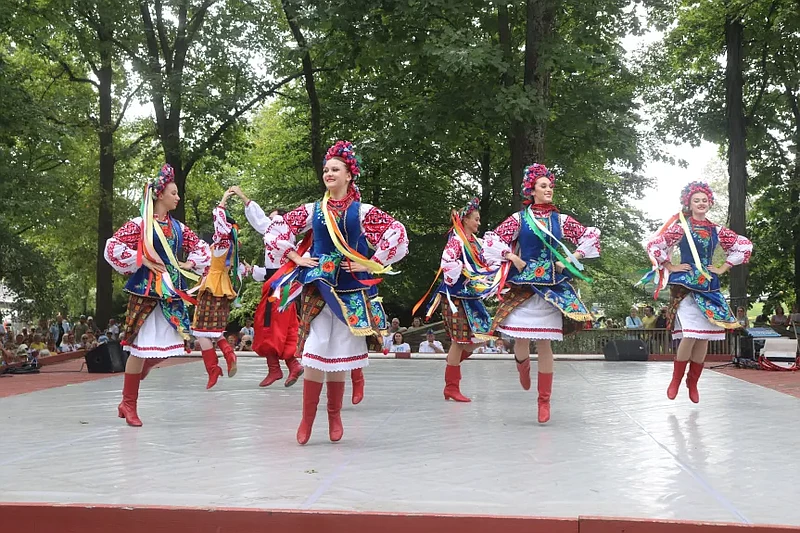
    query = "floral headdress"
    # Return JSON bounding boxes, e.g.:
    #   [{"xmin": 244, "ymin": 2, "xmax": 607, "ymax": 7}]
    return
[
  {"xmin": 459, "ymin": 197, "xmax": 480, "ymax": 220},
  {"xmin": 679, "ymin": 181, "xmax": 714, "ymax": 213},
  {"xmin": 150, "ymin": 164, "xmax": 175, "ymax": 197},
  {"xmin": 521, "ymin": 163, "xmax": 555, "ymax": 205},
  {"xmin": 324, "ymin": 140, "xmax": 361, "ymax": 201}
]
